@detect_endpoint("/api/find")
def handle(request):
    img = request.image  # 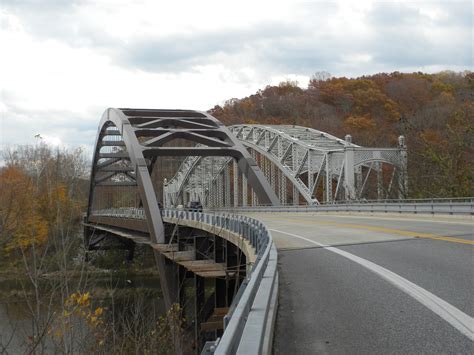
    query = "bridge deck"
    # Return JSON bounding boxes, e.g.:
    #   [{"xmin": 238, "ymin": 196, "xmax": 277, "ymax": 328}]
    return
[
  {"xmin": 85, "ymin": 223, "xmax": 235, "ymax": 278},
  {"xmin": 242, "ymin": 212, "xmax": 473, "ymax": 354}
]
